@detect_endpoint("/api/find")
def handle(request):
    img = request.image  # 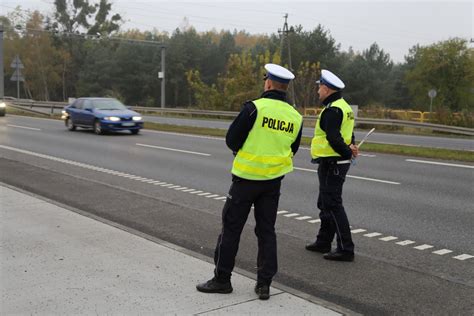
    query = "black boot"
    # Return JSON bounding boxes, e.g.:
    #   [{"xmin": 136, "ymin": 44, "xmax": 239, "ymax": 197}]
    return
[
  {"xmin": 255, "ymin": 283, "xmax": 270, "ymax": 300},
  {"xmin": 196, "ymin": 277, "xmax": 233, "ymax": 294},
  {"xmin": 323, "ymin": 251, "xmax": 354, "ymax": 262},
  {"xmin": 305, "ymin": 242, "xmax": 331, "ymax": 253}
]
